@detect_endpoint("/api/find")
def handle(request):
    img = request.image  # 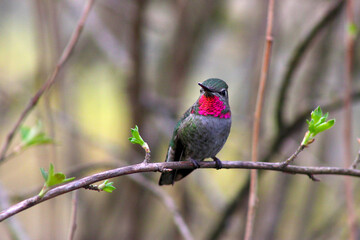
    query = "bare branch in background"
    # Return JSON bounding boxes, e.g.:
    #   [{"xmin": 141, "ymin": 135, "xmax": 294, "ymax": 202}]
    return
[
  {"xmin": 343, "ymin": 0, "xmax": 357, "ymax": 239},
  {"xmin": 67, "ymin": 191, "xmax": 78, "ymax": 240},
  {"xmin": 208, "ymin": 2, "xmax": 346, "ymax": 239},
  {"xmin": 275, "ymin": 0, "xmax": 344, "ymax": 130},
  {"xmin": 244, "ymin": 0, "xmax": 275, "ymax": 239},
  {"xmin": 0, "ymin": 0, "xmax": 95, "ymax": 164}
]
